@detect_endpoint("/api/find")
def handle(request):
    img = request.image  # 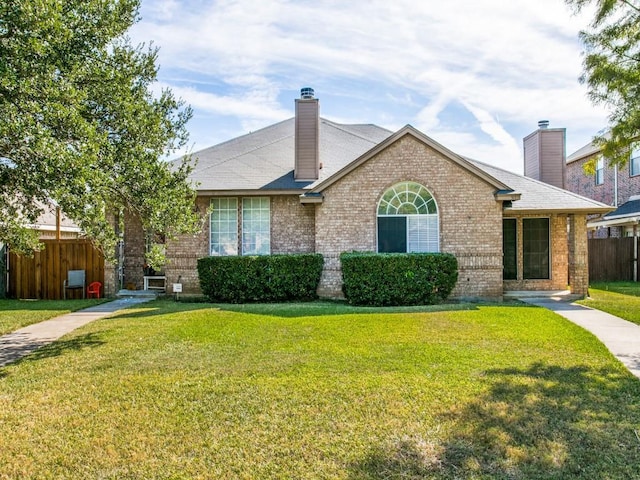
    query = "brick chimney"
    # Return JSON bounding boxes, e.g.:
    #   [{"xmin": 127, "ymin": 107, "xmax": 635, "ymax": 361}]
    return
[
  {"xmin": 295, "ymin": 87, "xmax": 320, "ymax": 181},
  {"xmin": 523, "ymin": 120, "xmax": 566, "ymax": 189}
]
